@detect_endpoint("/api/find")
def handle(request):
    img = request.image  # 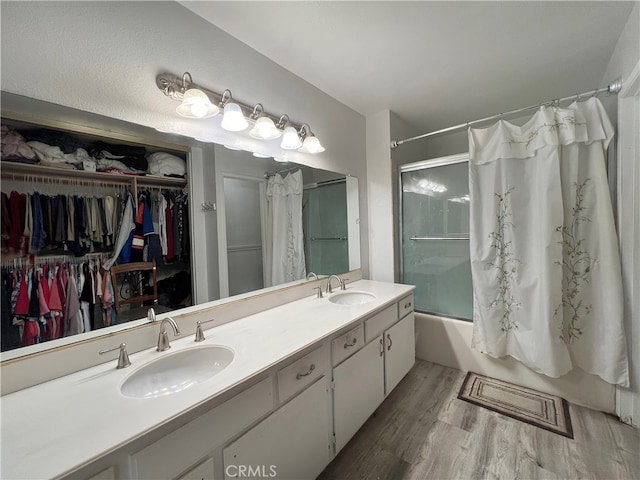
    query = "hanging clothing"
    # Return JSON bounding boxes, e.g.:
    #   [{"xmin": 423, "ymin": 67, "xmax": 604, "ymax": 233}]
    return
[
  {"xmin": 165, "ymin": 192, "xmax": 175, "ymax": 261},
  {"xmin": 64, "ymin": 266, "xmax": 83, "ymax": 336},
  {"xmin": 104, "ymin": 191, "xmax": 135, "ymax": 270},
  {"xmin": 266, "ymin": 170, "xmax": 306, "ymax": 286},
  {"xmin": 468, "ymin": 97, "xmax": 629, "ymax": 386}
]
